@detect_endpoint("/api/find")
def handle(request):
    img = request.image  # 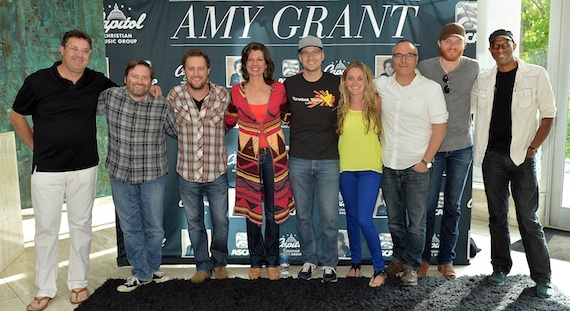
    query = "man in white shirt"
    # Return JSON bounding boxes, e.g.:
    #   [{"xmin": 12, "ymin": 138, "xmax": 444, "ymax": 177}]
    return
[{"xmin": 374, "ymin": 39, "xmax": 448, "ymax": 286}]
